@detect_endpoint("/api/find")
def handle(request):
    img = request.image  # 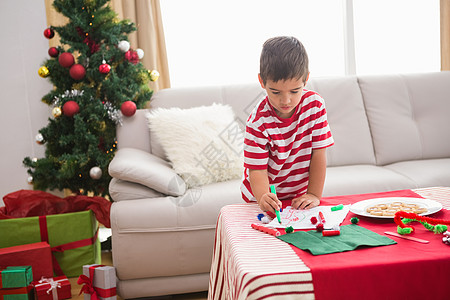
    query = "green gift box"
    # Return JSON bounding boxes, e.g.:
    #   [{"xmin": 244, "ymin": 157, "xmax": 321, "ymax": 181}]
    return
[
  {"xmin": 0, "ymin": 266, "xmax": 32, "ymax": 288},
  {"xmin": 0, "ymin": 210, "xmax": 101, "ymax": 278},
  {"xmin": 0, "ymin": 285, "xmax": 33, "ymax": 300}
]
